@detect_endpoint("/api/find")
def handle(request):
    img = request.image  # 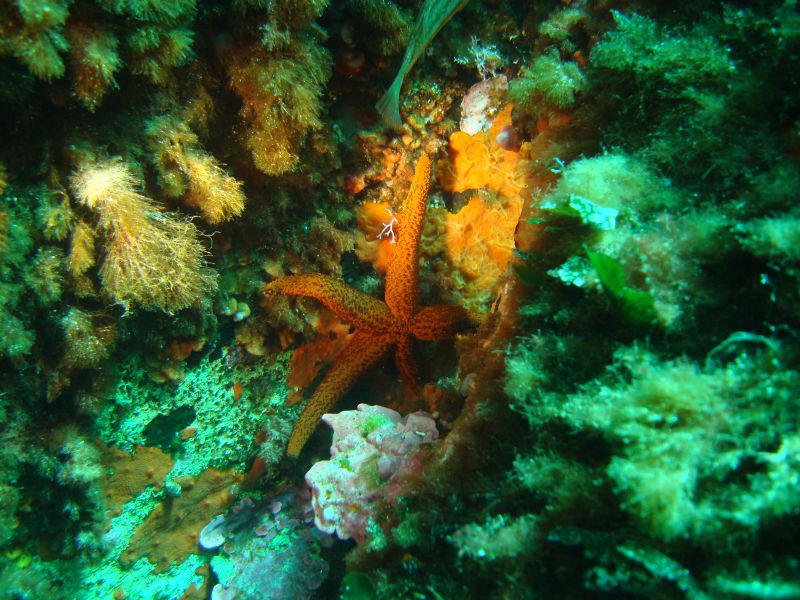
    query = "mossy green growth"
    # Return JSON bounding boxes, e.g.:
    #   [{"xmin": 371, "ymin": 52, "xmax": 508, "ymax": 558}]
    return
[
  {"xmin": 450, "ymin": 514, "xmax": 538, "ymax": 561},
  {"xmin": 509, "ymin": 50, "xmax": 586, "ymax": 118},
  {"xmin": 591, "ymin": 11, "xmax": 735, "ymax": 88},
  {"xmin": 100, "ymin": 0, "xmax": 197, "ymax": 22},
  {"xmin": 586, "ymin": 8, "xmax": 797, "ymax": 194},
  {"xmin": 0, "ymin": 186, "xmax": 57, "ymax": 358},
  {"xmin": 360, "ymin": 412, "xmax": 392, "ymax": 437},
  {"xmin": 739, "ymin": 213, "xmax": 800, "ymax": 264},
  {"xmin": 513, "ymin": 343, "xmax": 800, "ymax": 545},
  {"xmin": 97, "ymin": 347, "xmax": 292, "ymax": 477},
  {"xmin": 23, "ymin": 246, "xmax": 65, "ymax": 306},
  {"xmin": 539, "ymin": 154, "xmax": 678, "ymax": 217},
  {"xmin": 585, "ymin": 245, "xmax": 656, "ymax": 326}
]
